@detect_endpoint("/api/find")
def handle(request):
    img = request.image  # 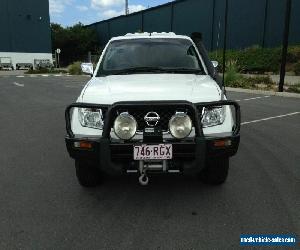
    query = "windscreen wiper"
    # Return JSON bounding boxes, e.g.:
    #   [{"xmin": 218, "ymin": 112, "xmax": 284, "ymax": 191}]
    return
[
  {"xmin": 162, "ymin": 68, "xmax": 204, "ymax": 74},
  {"xmin": 112, "ymin": 67, "xmax": 167, "ymax": 75},
  {"xmin": 110, "ymin": 67, "xmax": 204, "ymax": 75}
]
